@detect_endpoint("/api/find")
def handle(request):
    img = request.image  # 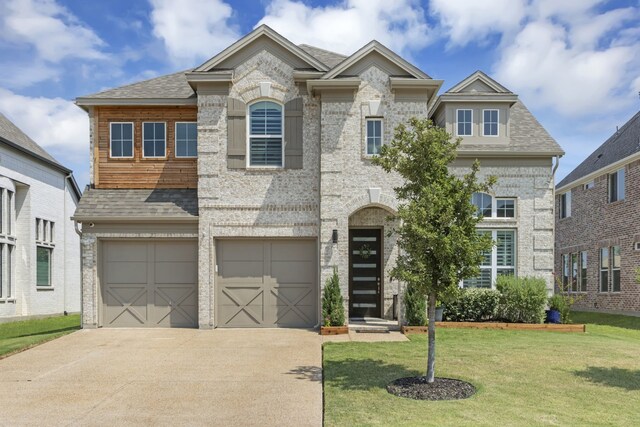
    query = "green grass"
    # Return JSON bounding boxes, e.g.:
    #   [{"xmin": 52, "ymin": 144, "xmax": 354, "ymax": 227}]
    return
[
  {"xmin": 0, "ymin": 314, "xmax": 80, "ymax": 358},
  {"xmin": 324, "ymin": 311, "xmax": 640, "ymax": 426}
]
